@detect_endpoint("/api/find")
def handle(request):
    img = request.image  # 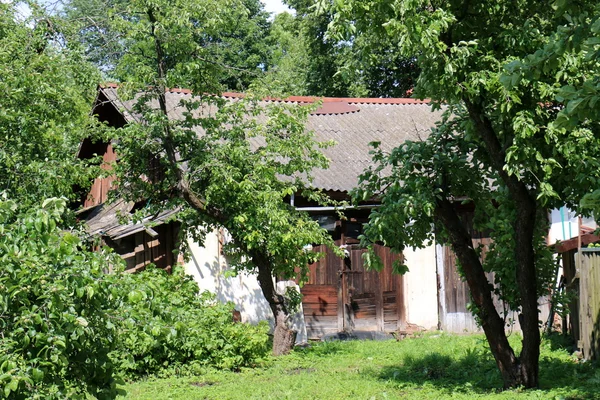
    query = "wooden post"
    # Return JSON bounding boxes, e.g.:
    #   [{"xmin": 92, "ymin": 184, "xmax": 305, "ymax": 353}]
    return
[
  {"xmin": 375, "ymin": 268, "xmax": 384, "ymax": 332},
  {"xmin": 337, "ymin": 232, "xmax": 345, "ymax": 332}
]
